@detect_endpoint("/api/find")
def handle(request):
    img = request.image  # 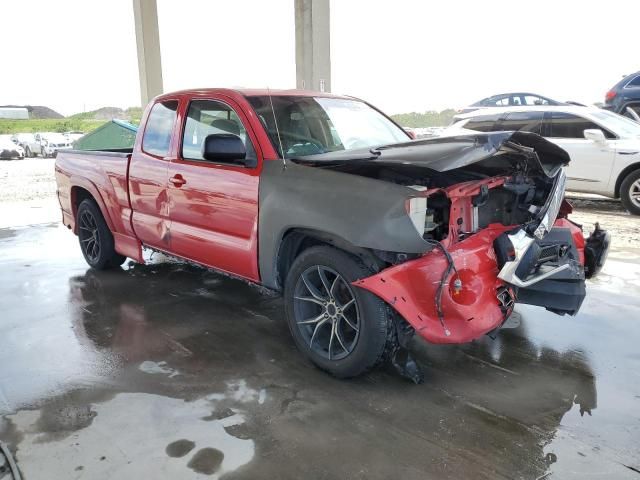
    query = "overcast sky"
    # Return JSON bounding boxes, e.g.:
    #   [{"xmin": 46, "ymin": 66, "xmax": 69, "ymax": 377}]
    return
[{"xmin": 1, "ymin": 0, "xmax": 638, "ymax": 116}]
